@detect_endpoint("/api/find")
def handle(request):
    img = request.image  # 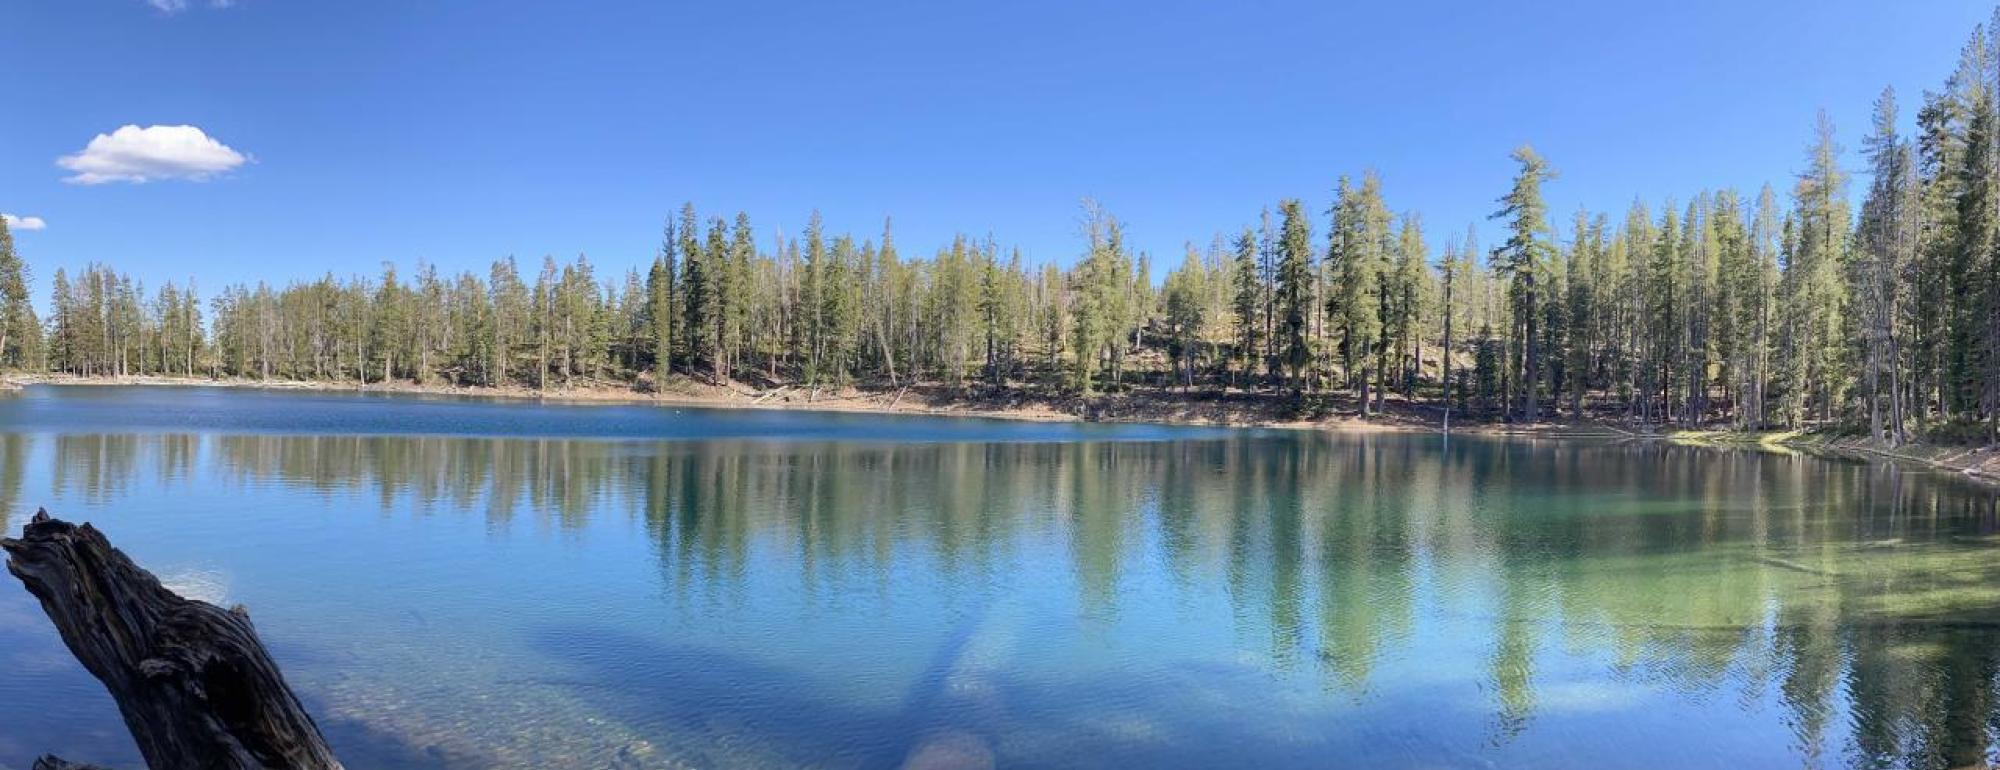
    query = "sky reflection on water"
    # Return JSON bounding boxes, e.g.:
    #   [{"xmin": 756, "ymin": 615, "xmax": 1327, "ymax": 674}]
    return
[{"xmin": 0, "ymin": 386, "xmax": 1996, "ymax": 769}]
